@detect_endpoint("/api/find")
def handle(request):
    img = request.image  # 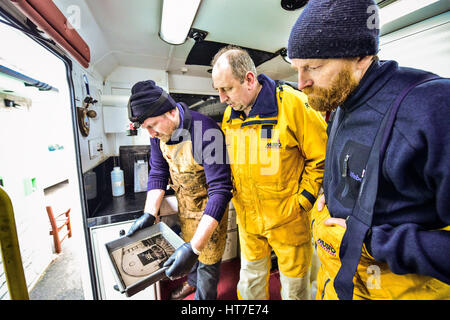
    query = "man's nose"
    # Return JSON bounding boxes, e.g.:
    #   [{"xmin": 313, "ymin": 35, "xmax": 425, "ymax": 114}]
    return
[
  {"xmin": 297, "ymin": 71, "xmax": 313, "ymax": 90},
  {"xmin": 147, "ymin": 127, "xmax": 157, "ymax": 138},
  {"xmin": 218, "ymin": 90, "xmax": 228, "ymax": 103}
]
